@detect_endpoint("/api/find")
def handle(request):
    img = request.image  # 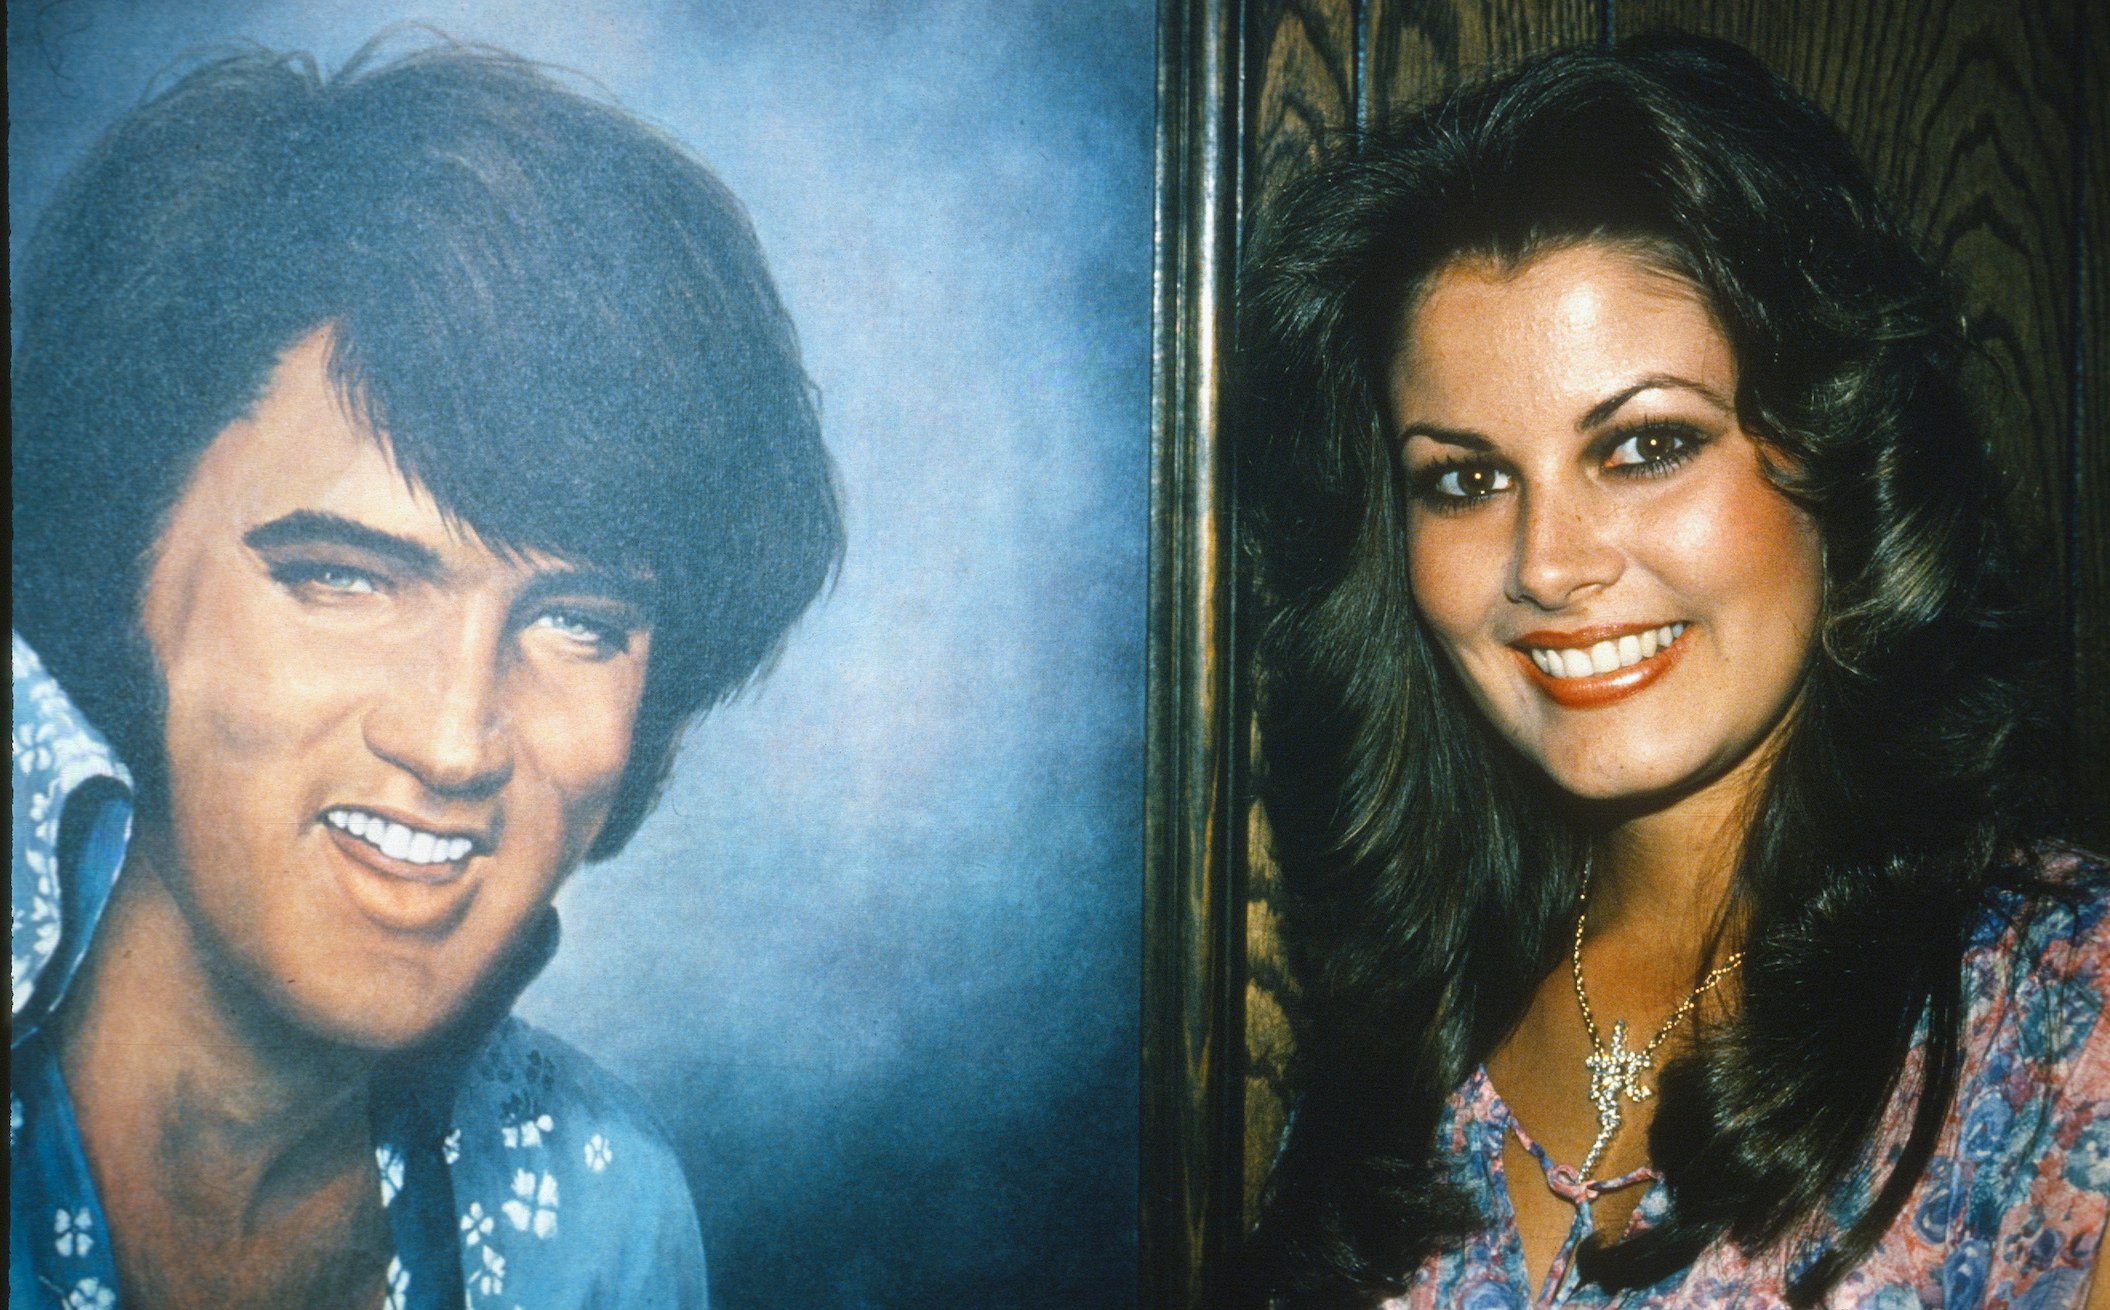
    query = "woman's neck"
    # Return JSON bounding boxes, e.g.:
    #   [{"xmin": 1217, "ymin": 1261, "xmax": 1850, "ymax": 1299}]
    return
[
  {"xmin": 1583, "ymin": 726, "xmax": 1778, "ymax": 963},
  {"xmin": 53, "ymin": 829, "xmax": 380, "ymax": 1233}
]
